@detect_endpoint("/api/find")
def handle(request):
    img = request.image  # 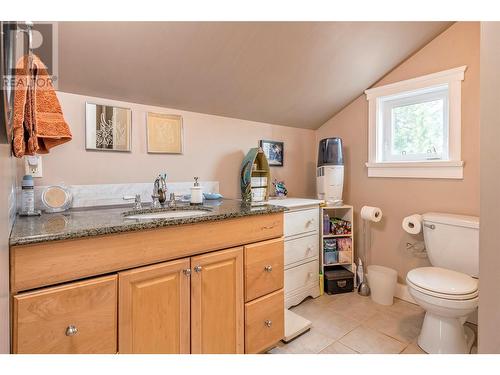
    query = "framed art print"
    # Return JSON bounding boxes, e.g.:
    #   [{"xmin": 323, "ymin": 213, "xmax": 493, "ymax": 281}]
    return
[
  {"xmin": 259, "ymin": 139, "xmax": 284, "ymax": 167},
  {"xmin": 146, "ymin": 112, "xmax": 183, "ymax": 154},
  {"xmin": 85, "ymin": 103, "xmax": 132, "ymax": 152}
]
